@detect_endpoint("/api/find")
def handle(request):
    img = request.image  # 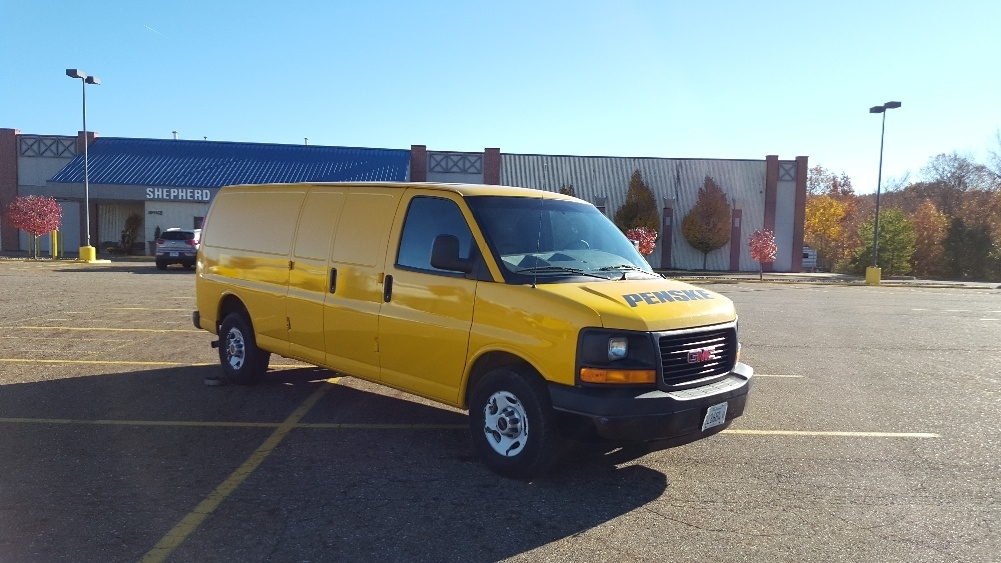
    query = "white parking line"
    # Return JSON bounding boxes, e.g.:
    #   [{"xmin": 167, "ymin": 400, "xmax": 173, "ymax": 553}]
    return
[{"xmin": 724, "ymin": 430, "xmax": 939, "ymax": 438}]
